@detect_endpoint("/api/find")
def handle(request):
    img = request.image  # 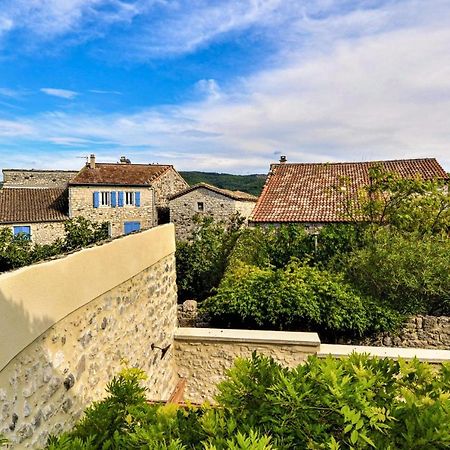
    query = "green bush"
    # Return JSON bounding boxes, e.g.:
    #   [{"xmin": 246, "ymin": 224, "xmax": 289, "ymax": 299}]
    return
[
  {"xmin": 43, "ymin": 354, "xmax": 450, "ymax": 449},
  {"xmin": 176, "ymin": 215, "xmax": 244, "ymax": 302},
  {"xmin": 0, "ymin": 217, "xmax": 109, "ymax": 273},
  {"xmin": 201, "ymin": 260, "xmax": 400, "ymax": 339},
  {"xmin": 344, "ymin": 228, "xmax": 450, "ymax": 315}
]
